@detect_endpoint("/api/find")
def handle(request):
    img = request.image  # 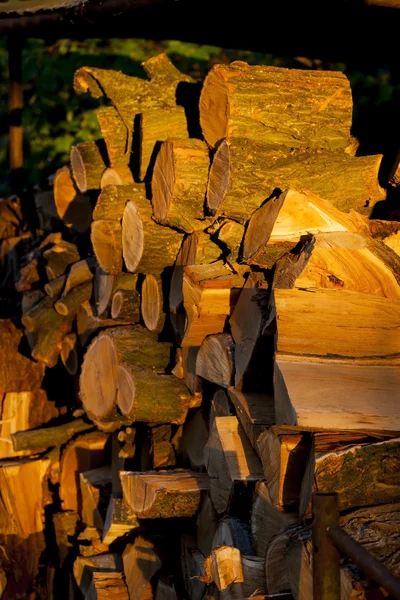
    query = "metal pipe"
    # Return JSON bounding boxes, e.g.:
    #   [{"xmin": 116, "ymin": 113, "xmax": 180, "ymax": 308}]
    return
[
  {"xmin": 312, "ymin": 492, "xmax": 341, "ymax": 600},
  {"xmin": 328, "ymin": 524, "xmax": 400, "ymax": 600}
]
